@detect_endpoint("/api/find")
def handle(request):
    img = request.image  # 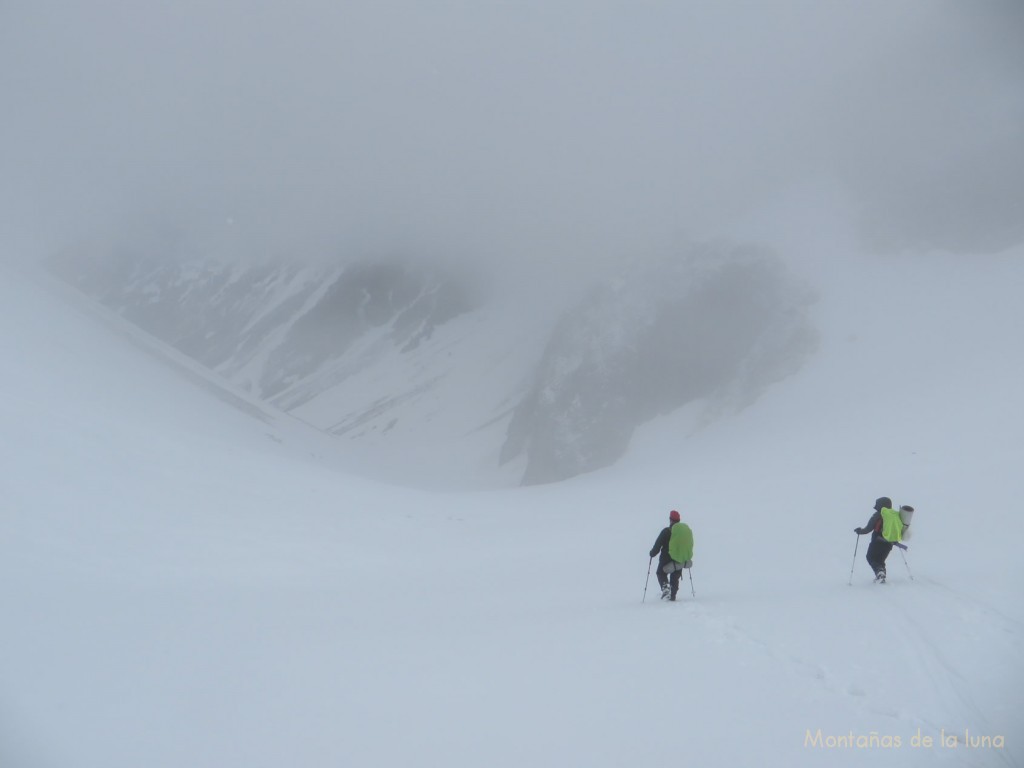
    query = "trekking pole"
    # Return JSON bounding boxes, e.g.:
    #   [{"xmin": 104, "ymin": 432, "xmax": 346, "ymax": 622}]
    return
[
  {"xmin": 688, "ymin": 567, "xmax": 696, "ymax": 598},
  {"xmin": 642, "ymin": 557, "xmax": 653, "ymax": 603},
  {"xmin": 894, "ymin": 542, "xmax": 914, "ymax": 581},
  {"xmin": 848, "ymin": 534, "xmax": 860, "ymax": 586}
]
